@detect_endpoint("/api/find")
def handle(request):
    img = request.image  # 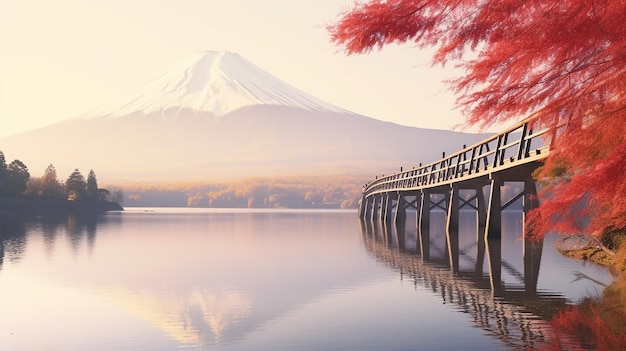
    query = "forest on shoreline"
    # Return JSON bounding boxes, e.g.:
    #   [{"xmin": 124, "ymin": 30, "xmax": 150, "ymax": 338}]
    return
[{"xmin": 0, "ymin": 150, "xmax": 122, "ymax": 213}]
